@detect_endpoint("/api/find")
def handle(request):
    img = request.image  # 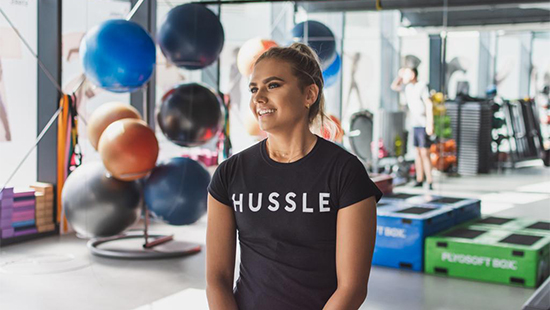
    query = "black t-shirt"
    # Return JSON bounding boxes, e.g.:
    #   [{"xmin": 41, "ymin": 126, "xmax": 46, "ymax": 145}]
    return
[{"xmin": 208, "ymin": 135, "xmax": 382, "ymax": 310}]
